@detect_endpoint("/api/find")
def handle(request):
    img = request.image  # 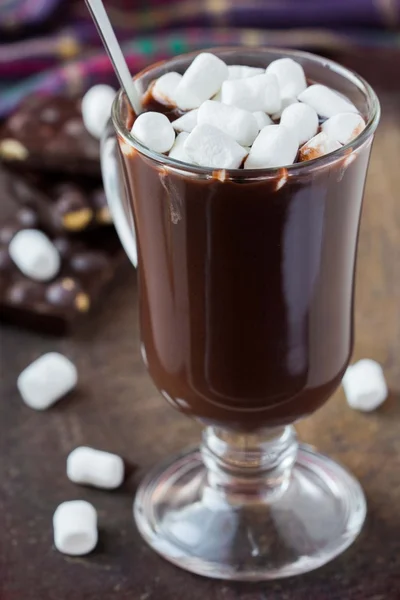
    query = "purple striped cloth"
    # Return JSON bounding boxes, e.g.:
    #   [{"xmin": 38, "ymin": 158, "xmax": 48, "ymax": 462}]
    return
[{"xmin": 0, "ymin": 0, "xmax": 399, "ymax": 117}]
